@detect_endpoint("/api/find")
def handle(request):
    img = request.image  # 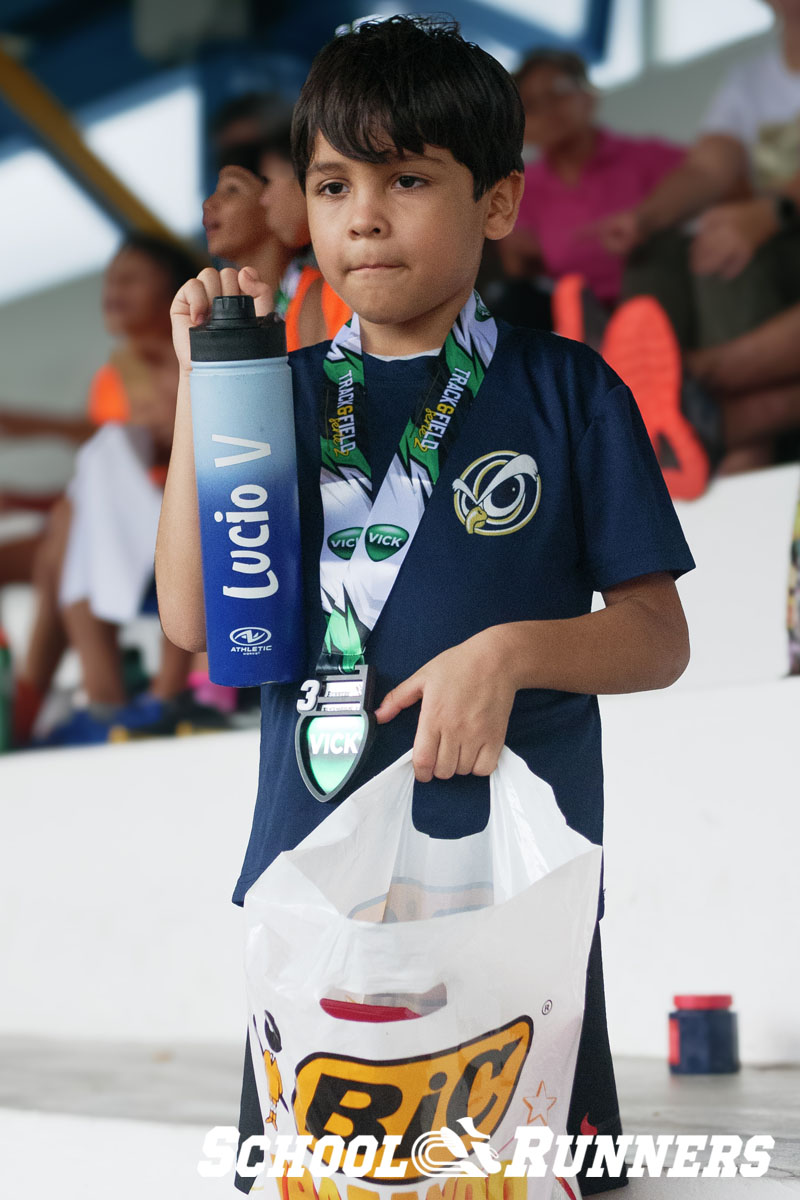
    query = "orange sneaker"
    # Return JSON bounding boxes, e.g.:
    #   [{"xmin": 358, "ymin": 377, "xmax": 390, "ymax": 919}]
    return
[
  {"xmin": 601, "ymin": 295, "xmax": 711, "ymax": 501},
  {"xmin": 552, "ymin": 274, "xmax": 588, "ymax": 342},
  {"xmin": 552, "ymin": 274, "xmax": 610, "ymax": 352}
]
